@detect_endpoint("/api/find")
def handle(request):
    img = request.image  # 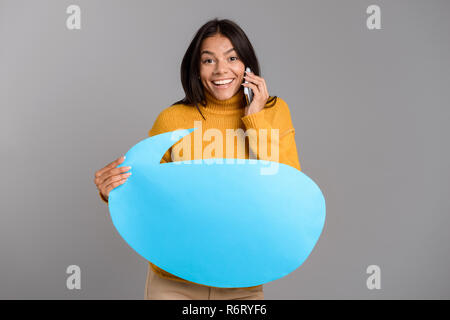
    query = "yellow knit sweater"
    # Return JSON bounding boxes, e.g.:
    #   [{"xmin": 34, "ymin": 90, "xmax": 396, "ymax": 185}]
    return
[{"xmin": 100, "ymin": 87, "xmax": 301, "ymax": 290}]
